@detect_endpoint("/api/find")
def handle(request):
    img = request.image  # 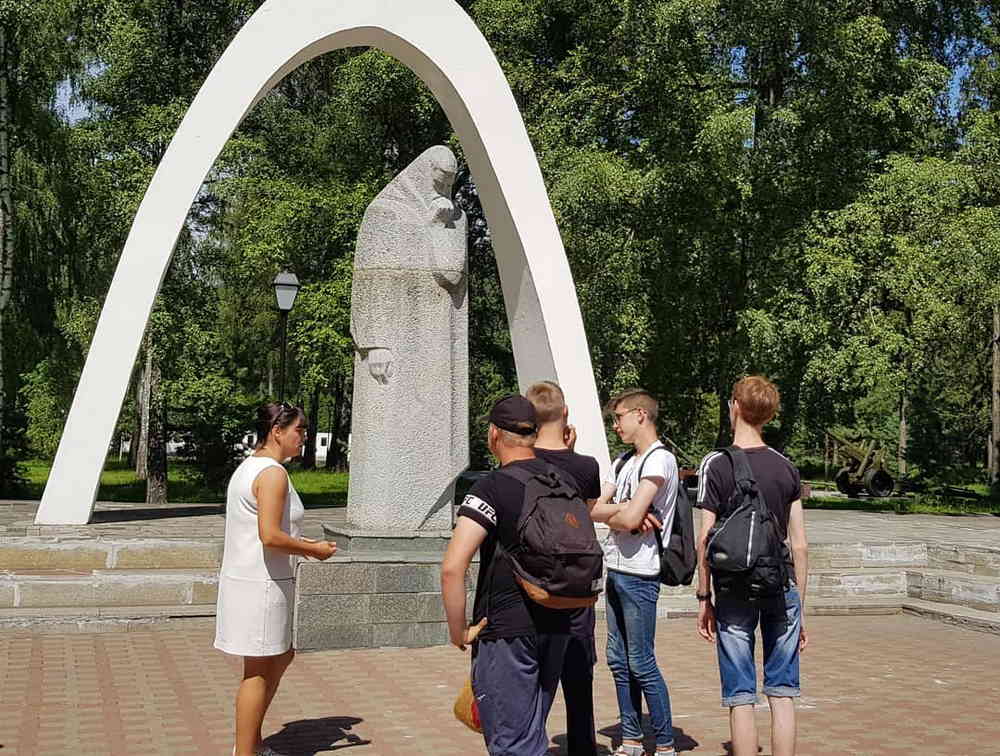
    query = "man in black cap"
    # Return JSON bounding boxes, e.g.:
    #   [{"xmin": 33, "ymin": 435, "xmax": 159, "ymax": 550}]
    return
[{"xmin": 441, "ymin": 394, "xmax": 572, "ymax": 756}]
